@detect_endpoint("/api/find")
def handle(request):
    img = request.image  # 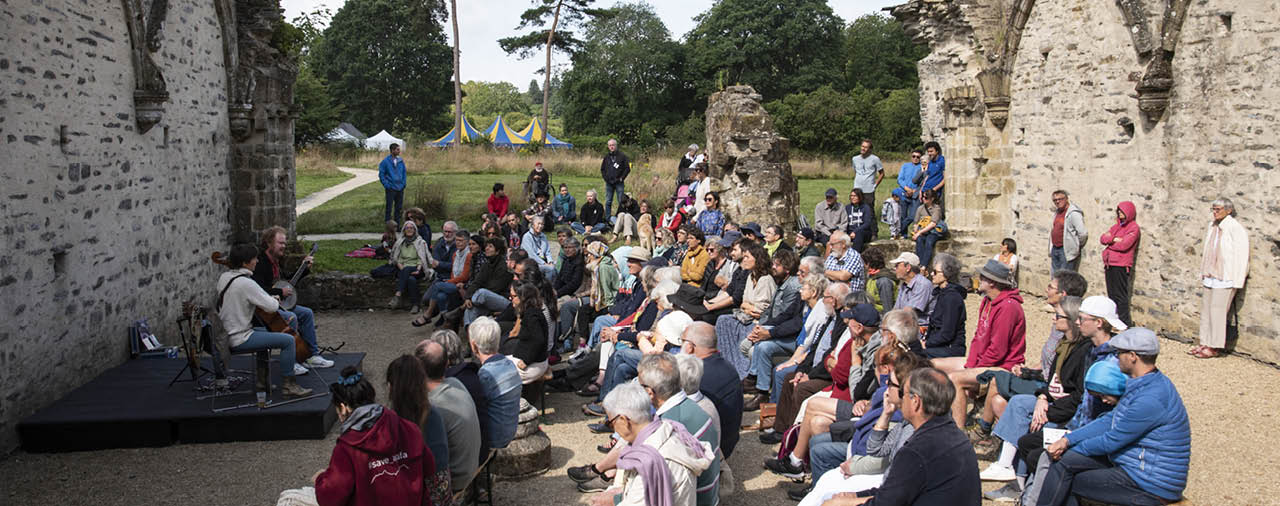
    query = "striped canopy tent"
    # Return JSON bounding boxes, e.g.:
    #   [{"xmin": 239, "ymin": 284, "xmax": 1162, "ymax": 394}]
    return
[
  {"xmin": 516, "ymin": 117, "xmax": 573, "ymax": 148},
  {"xmin": 488, "ymin": 115, "xmax": 528, "ymax": 147},
  {"xmin": 428, "ymin": 114, "xmax": 483, "ymax": 147},
  {"xmin": 481, "ymin": 115, "xmax": 502, "ymax": 138}
]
